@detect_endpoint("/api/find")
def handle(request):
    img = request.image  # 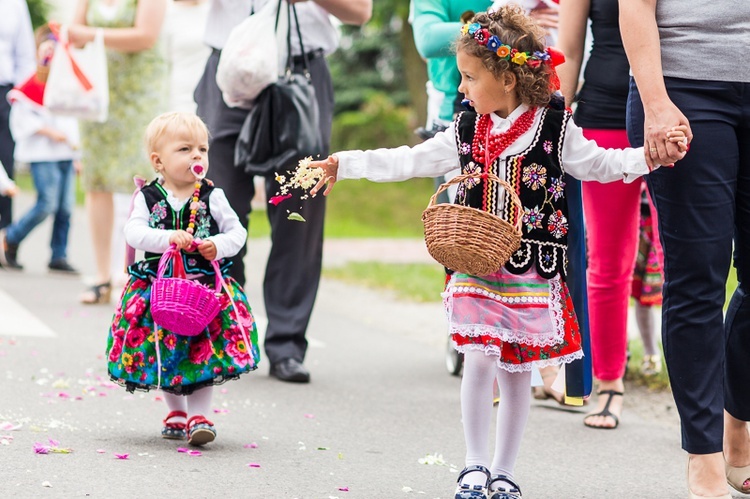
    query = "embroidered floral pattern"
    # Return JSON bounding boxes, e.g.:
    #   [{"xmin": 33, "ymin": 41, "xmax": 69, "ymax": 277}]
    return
[
  {"xmin": 459, "ymin": 142, "xmax": 471, "ymax": 156},
  {"xmin": 148, "ymin": 200, "xmax": 167, "ymax": 229},
  {"xmin": 547, "ymin": 210, "xmax": 568, "ymax": 239},
  {"xmin": 463, "ymin": 162, "xmax": 483, "ymax": 189},
  {"xmin": 193, "ymin": 201, "xmax": 211, "ymax": 239},
  {"xmin": 523, "ymin": 206, "xmax": 544, "ymax": 231},
  {"xmin": 547, "ymin": 177, "xmax": 565, "ymax": 201},
  {"xmin": 522, "ymin": 163, "xmax": 547, "ymax": 191},
  {"xmin": 543, "ymin": 140, "xmax": 553, "ymax": 154}
]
